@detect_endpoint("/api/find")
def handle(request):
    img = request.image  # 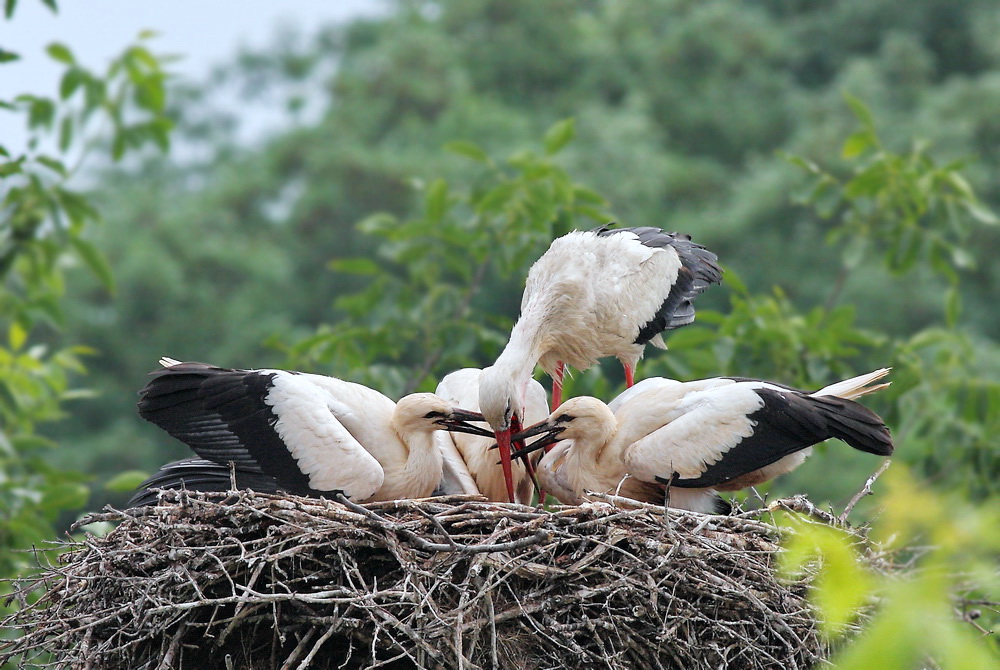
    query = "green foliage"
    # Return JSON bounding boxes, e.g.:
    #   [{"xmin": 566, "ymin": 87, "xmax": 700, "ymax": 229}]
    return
[
  {"xmin": 282, "ymin": 120, "xmax": 612, "ymax": 397},
  {"xmin": 781, "ymin": 469, "xmax": 1000, "ymax": 667},
  {"xmin": 784, "ymin": 97, "xmax": 1000, "ymax": 501},
  {"xmin": 0, "ymin": 29, "xmax": 174, "ymax": 587},
  {"xmin": 3, "ymin": 0, "xmax": 57, "ymax": 21},
  {"xmin": 791, "ymin": 92, "xmax": 996, "ymax": 319}
]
